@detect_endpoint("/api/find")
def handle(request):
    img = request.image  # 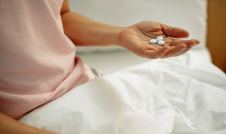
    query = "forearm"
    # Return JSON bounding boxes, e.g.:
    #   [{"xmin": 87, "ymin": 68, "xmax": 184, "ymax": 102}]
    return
[
  {"xmin": 0, "ymin": 112, "xmax": 56, "ymax": 134},
  {"xmin": 61, "ymin": 11, "xmax": 124, "ymax": 46}
]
